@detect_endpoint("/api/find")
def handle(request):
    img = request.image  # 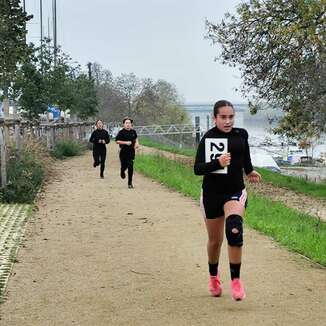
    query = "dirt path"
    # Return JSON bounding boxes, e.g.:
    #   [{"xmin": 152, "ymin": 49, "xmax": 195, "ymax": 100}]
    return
[
  {"xmin": 139, "ymin": 146, "xmax": 326, "ymax": 221},
  {"xmin": 0, "ymin": 144, "xmax": 325, "ymax": 326}
]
